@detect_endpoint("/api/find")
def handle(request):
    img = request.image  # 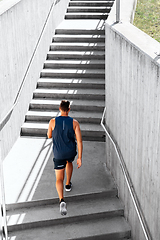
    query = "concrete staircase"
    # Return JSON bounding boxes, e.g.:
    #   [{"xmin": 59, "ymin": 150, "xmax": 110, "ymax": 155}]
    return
[
  {"xmin": 6, "ymin": 140, "xmax": 131, "ymax": 240},
  {"xmin": 7, "ymin": 192, "xmax": 131, "ymax": 240},
  {"xmin": 65, "ymin": 0, "xmax": 114, "ymax": 19},
  {"xmin": 20, "ymin": 0, "xmax": 115, "ymax": 141},
  {"xmin": 6, "ymin": 0, "xmax": 132, "ymax": 239}
]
